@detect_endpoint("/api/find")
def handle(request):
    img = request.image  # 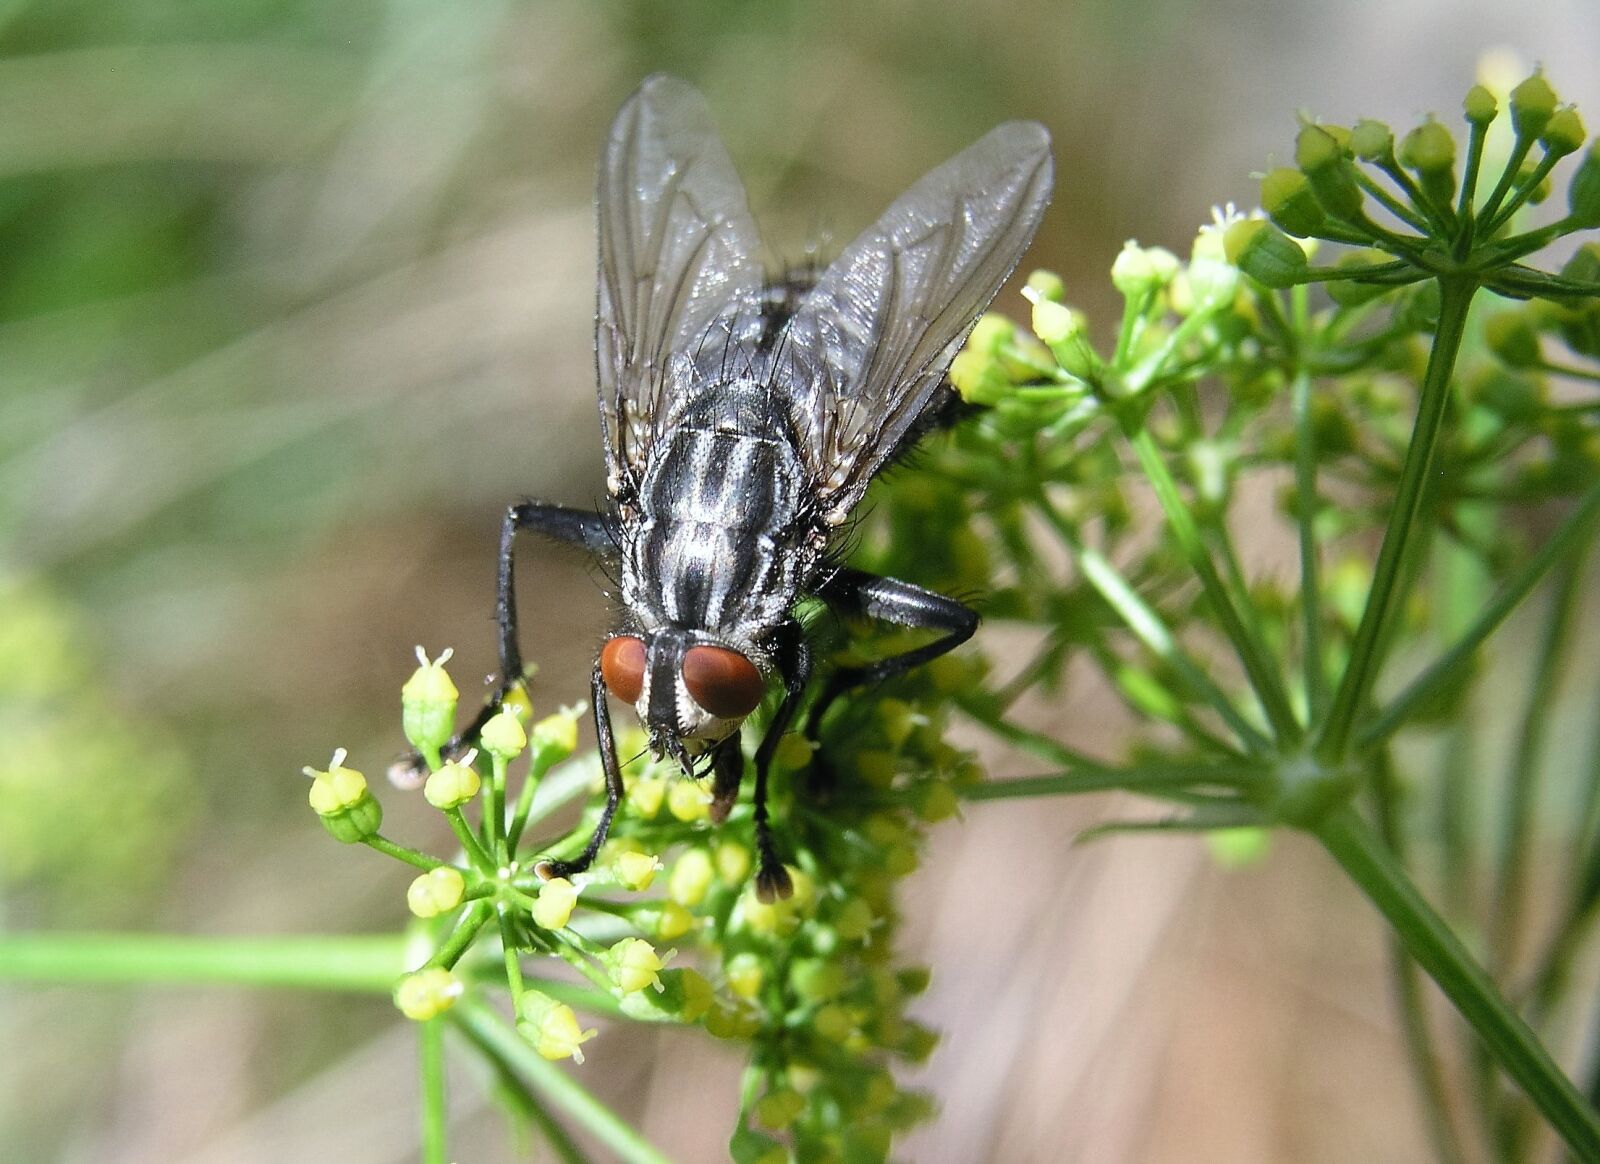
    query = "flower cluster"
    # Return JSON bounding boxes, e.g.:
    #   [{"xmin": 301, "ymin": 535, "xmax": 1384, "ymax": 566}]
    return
[{"xmin": 307, "ymin": 632, "xmax": 972, "ymax": 1160}]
